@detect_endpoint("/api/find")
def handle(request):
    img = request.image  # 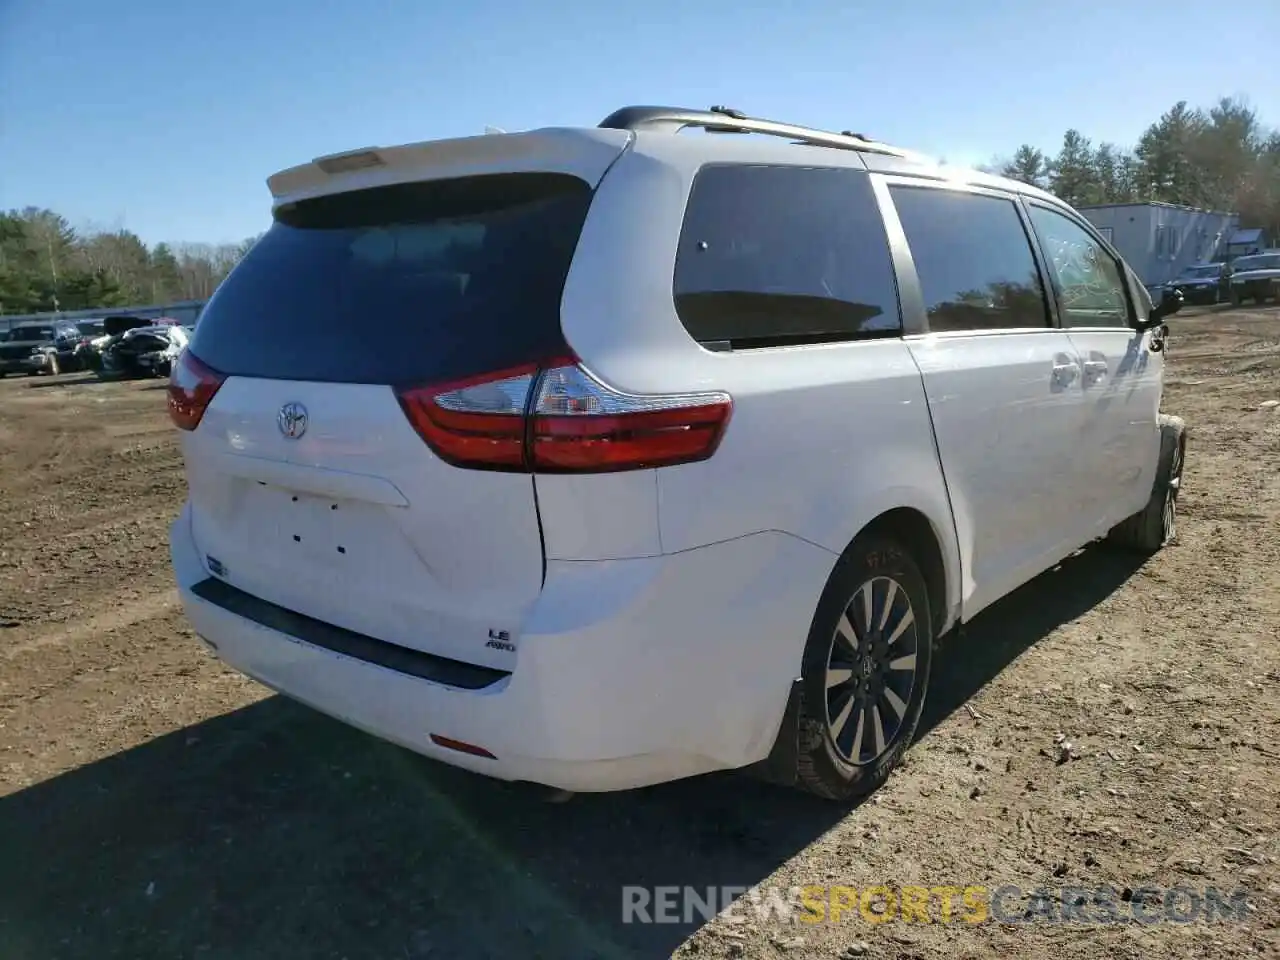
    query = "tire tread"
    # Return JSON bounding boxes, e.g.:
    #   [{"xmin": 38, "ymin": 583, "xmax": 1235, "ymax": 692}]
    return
[{"xmin": 1106, "ymin": 413, "xmax": 1186, "ymax": 553}]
